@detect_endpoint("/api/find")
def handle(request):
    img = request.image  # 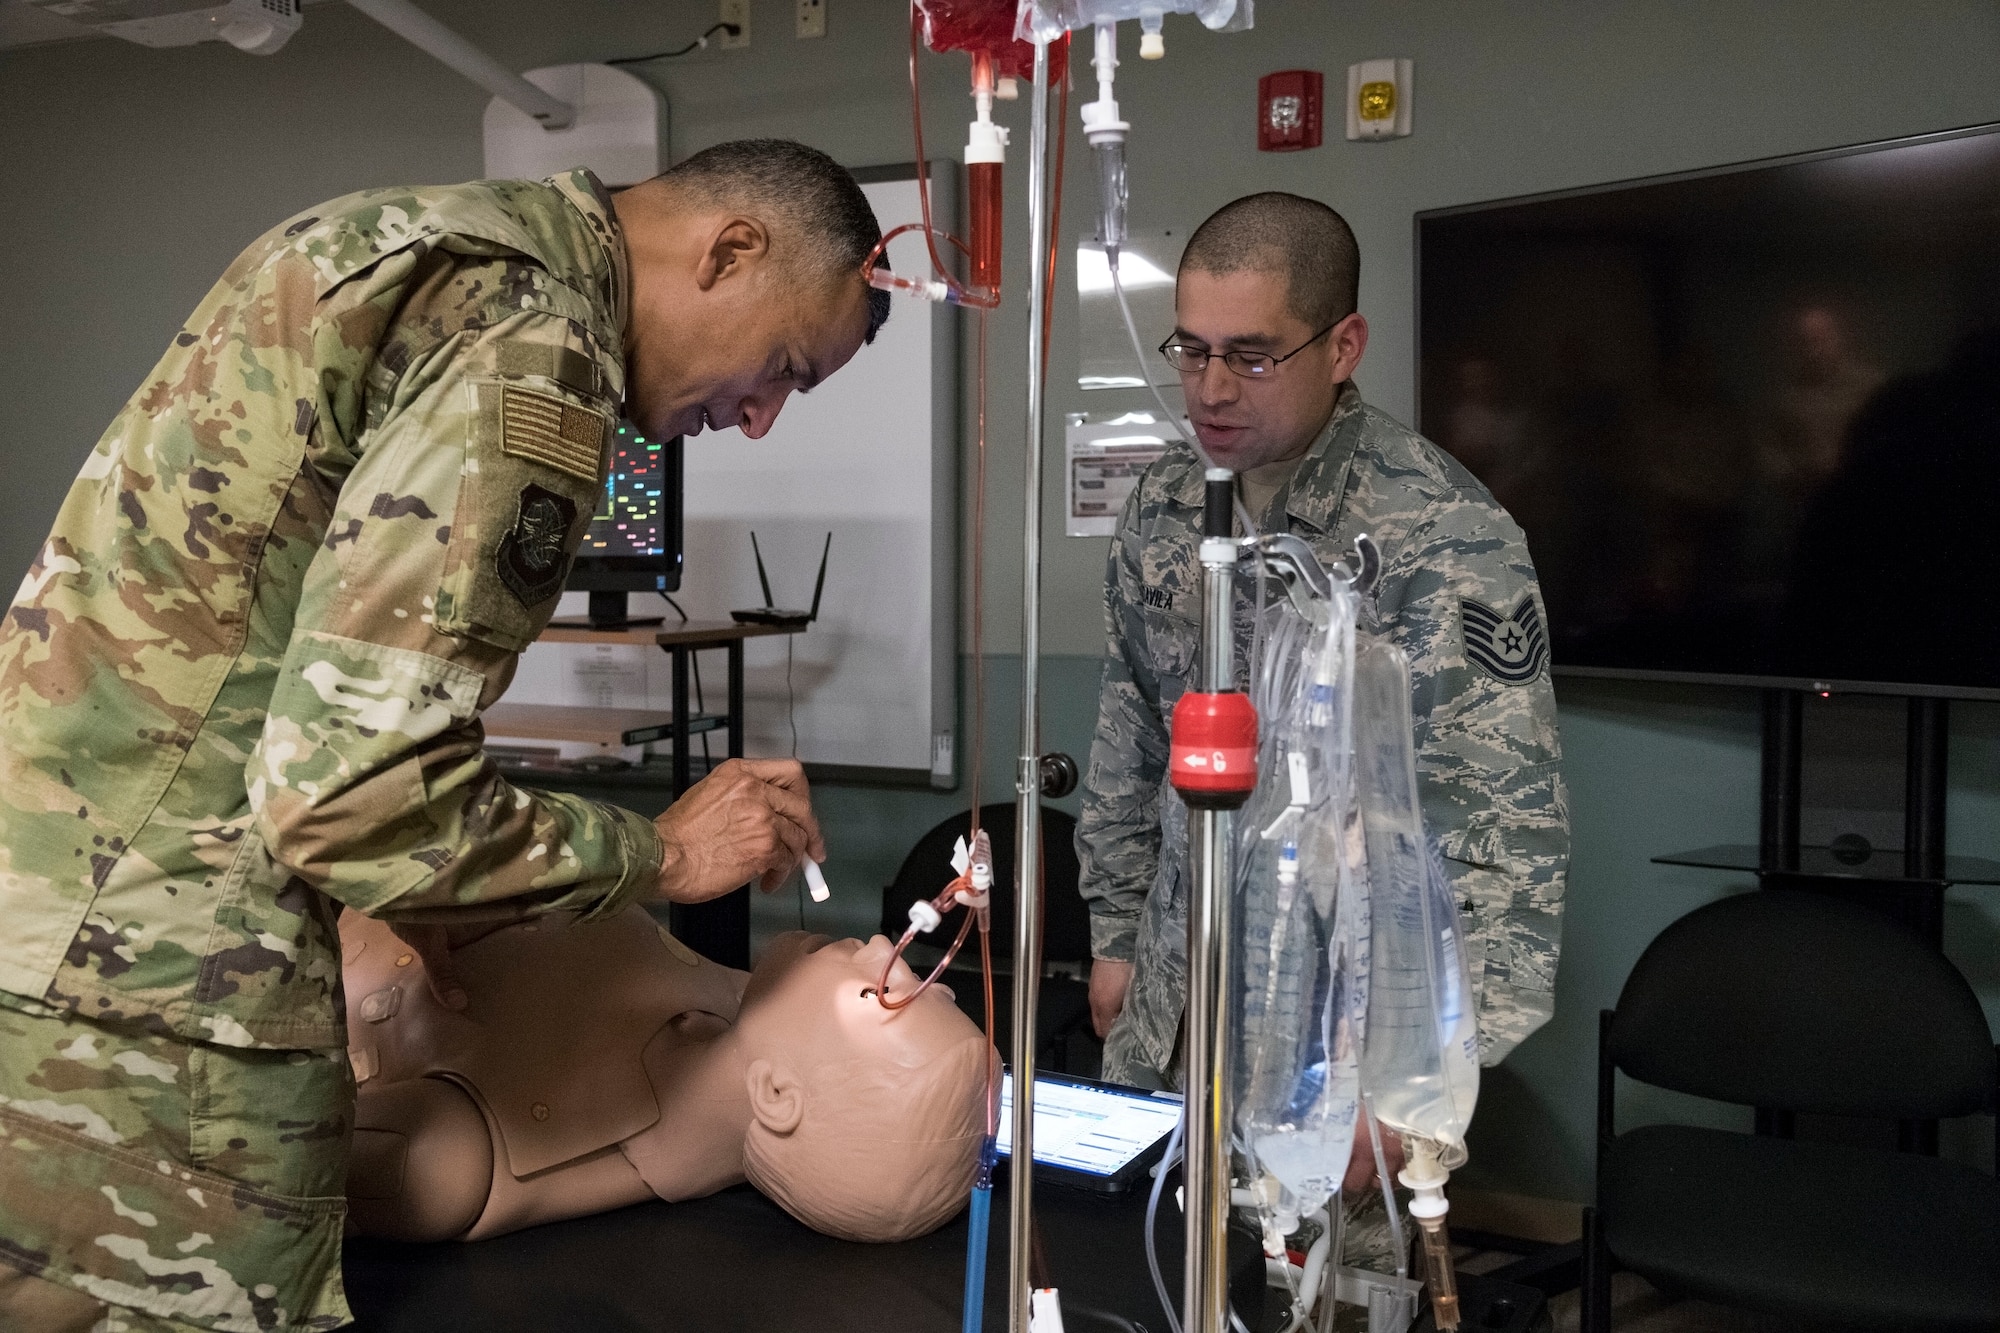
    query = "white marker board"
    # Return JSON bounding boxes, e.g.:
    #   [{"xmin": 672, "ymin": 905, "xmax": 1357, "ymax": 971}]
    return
[{"xmin": 507, "ymin": 167, "xmax": 958, "ymax": 785}]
